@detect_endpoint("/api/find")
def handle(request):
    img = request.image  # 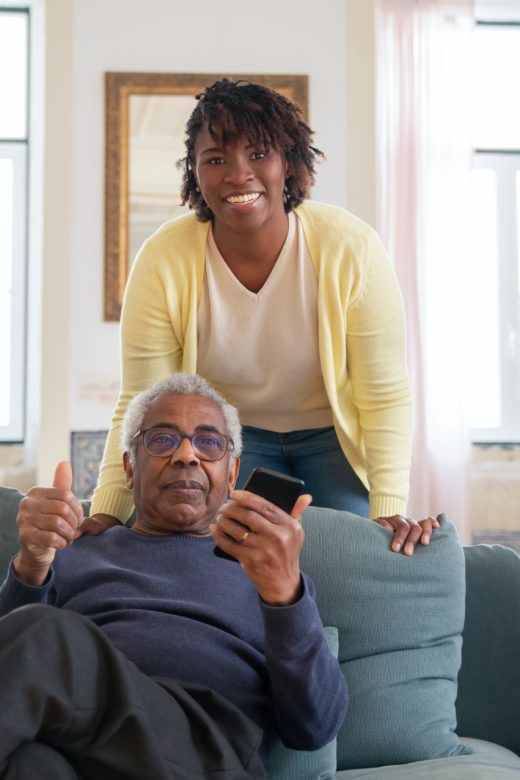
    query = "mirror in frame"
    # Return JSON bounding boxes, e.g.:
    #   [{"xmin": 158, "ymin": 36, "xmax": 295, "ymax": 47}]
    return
[{"xmin": 104, "ymin": 72, "xmax": 309, "ymax": 321}]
